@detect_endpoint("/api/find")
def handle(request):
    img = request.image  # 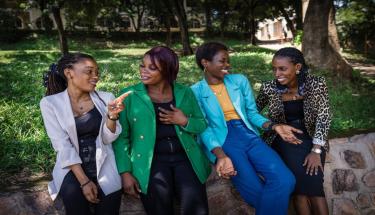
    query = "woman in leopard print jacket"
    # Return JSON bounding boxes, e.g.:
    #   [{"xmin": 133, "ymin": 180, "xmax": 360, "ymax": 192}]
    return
[{"xmin": 256, "ymin": 47, "xmax": 331, "ymax": 215}]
